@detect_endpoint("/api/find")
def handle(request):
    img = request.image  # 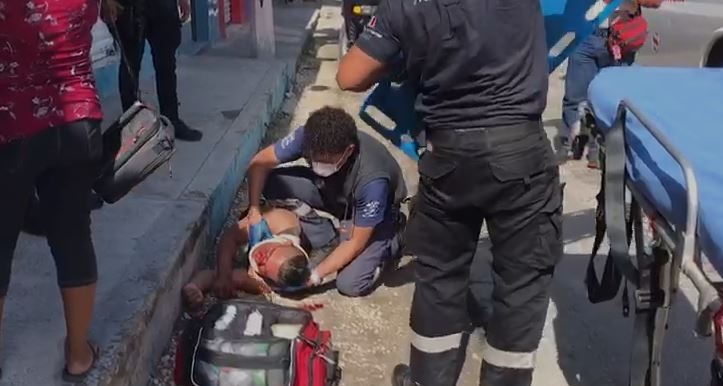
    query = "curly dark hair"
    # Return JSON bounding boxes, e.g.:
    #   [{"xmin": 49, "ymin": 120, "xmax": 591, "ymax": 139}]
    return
[
  {"xmin": 277, "ymin": 253, "xmax": 311, "ymax": 288},
  {"xmin": 302, "ymin": 106, "xmax": 358, "ymax": 158}
]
